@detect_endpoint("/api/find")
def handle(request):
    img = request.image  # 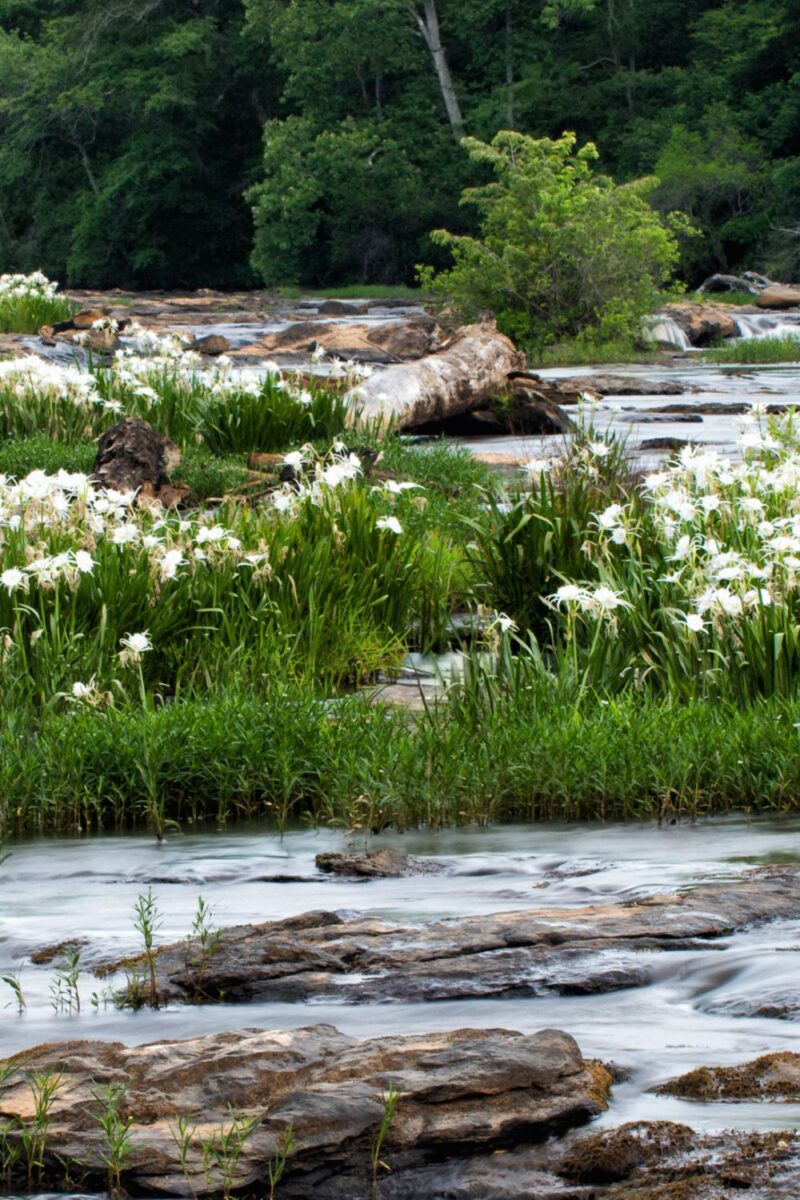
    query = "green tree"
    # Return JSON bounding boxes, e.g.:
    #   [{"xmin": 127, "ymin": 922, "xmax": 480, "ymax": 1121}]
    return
[{"xmin": 421, "ymin": 130, "xmax": 687, "ymax": 347}]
